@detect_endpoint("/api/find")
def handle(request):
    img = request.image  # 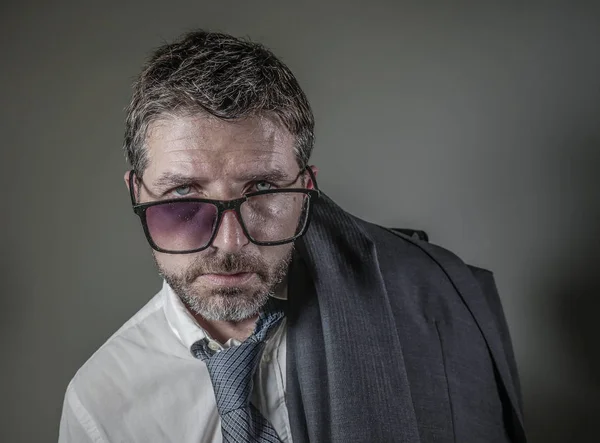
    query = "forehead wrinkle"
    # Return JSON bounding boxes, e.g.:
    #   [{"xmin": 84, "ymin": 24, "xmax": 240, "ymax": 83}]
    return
[
  {"xmin": 166, "ymin": 147, "xmax": 289, "ymax": 168},
  {"xmin": 146, "ymin": 147, "xmax": 293, "ymax": 181},
  {"xmin": 152, "ymin": 114, "xmax": 283, "ymax": 148},
  {"xmin": 144, "ymin": 114, "xmax": 297, "ymax": 180},
  {"xmin": 153, "ymin": 155, "xmax": 292, "ymax": 184},
  {"xmin": 151, "ymin": 130, "xmax": 289, "ymax": 165}
]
